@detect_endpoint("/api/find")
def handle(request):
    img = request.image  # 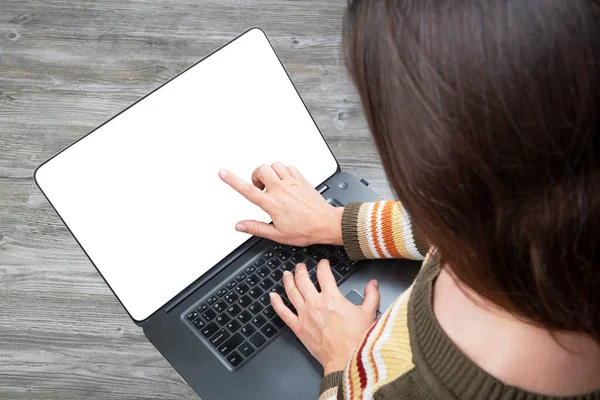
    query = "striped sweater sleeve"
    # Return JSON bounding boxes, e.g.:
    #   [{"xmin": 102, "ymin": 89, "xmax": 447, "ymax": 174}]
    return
[
  {"xmin": 341, "ymin": 201, "xmax": 428, "ymax": 261},
  {"xmin": 318, "ymin": 371, "xmax": 344, "ymax": 400}
]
